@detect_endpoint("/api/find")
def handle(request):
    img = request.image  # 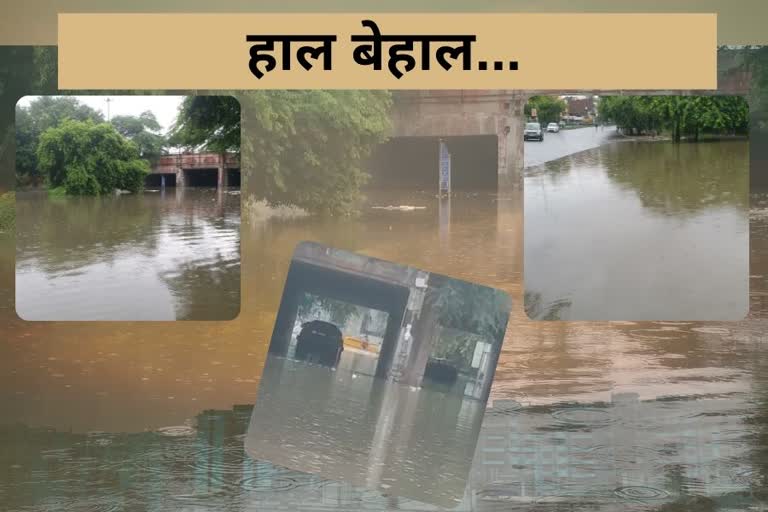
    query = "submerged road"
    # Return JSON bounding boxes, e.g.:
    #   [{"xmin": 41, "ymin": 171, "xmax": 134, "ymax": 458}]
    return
[{"xmin": 524, "ymin": 124, "xmax": 619, "ymax": 169}]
